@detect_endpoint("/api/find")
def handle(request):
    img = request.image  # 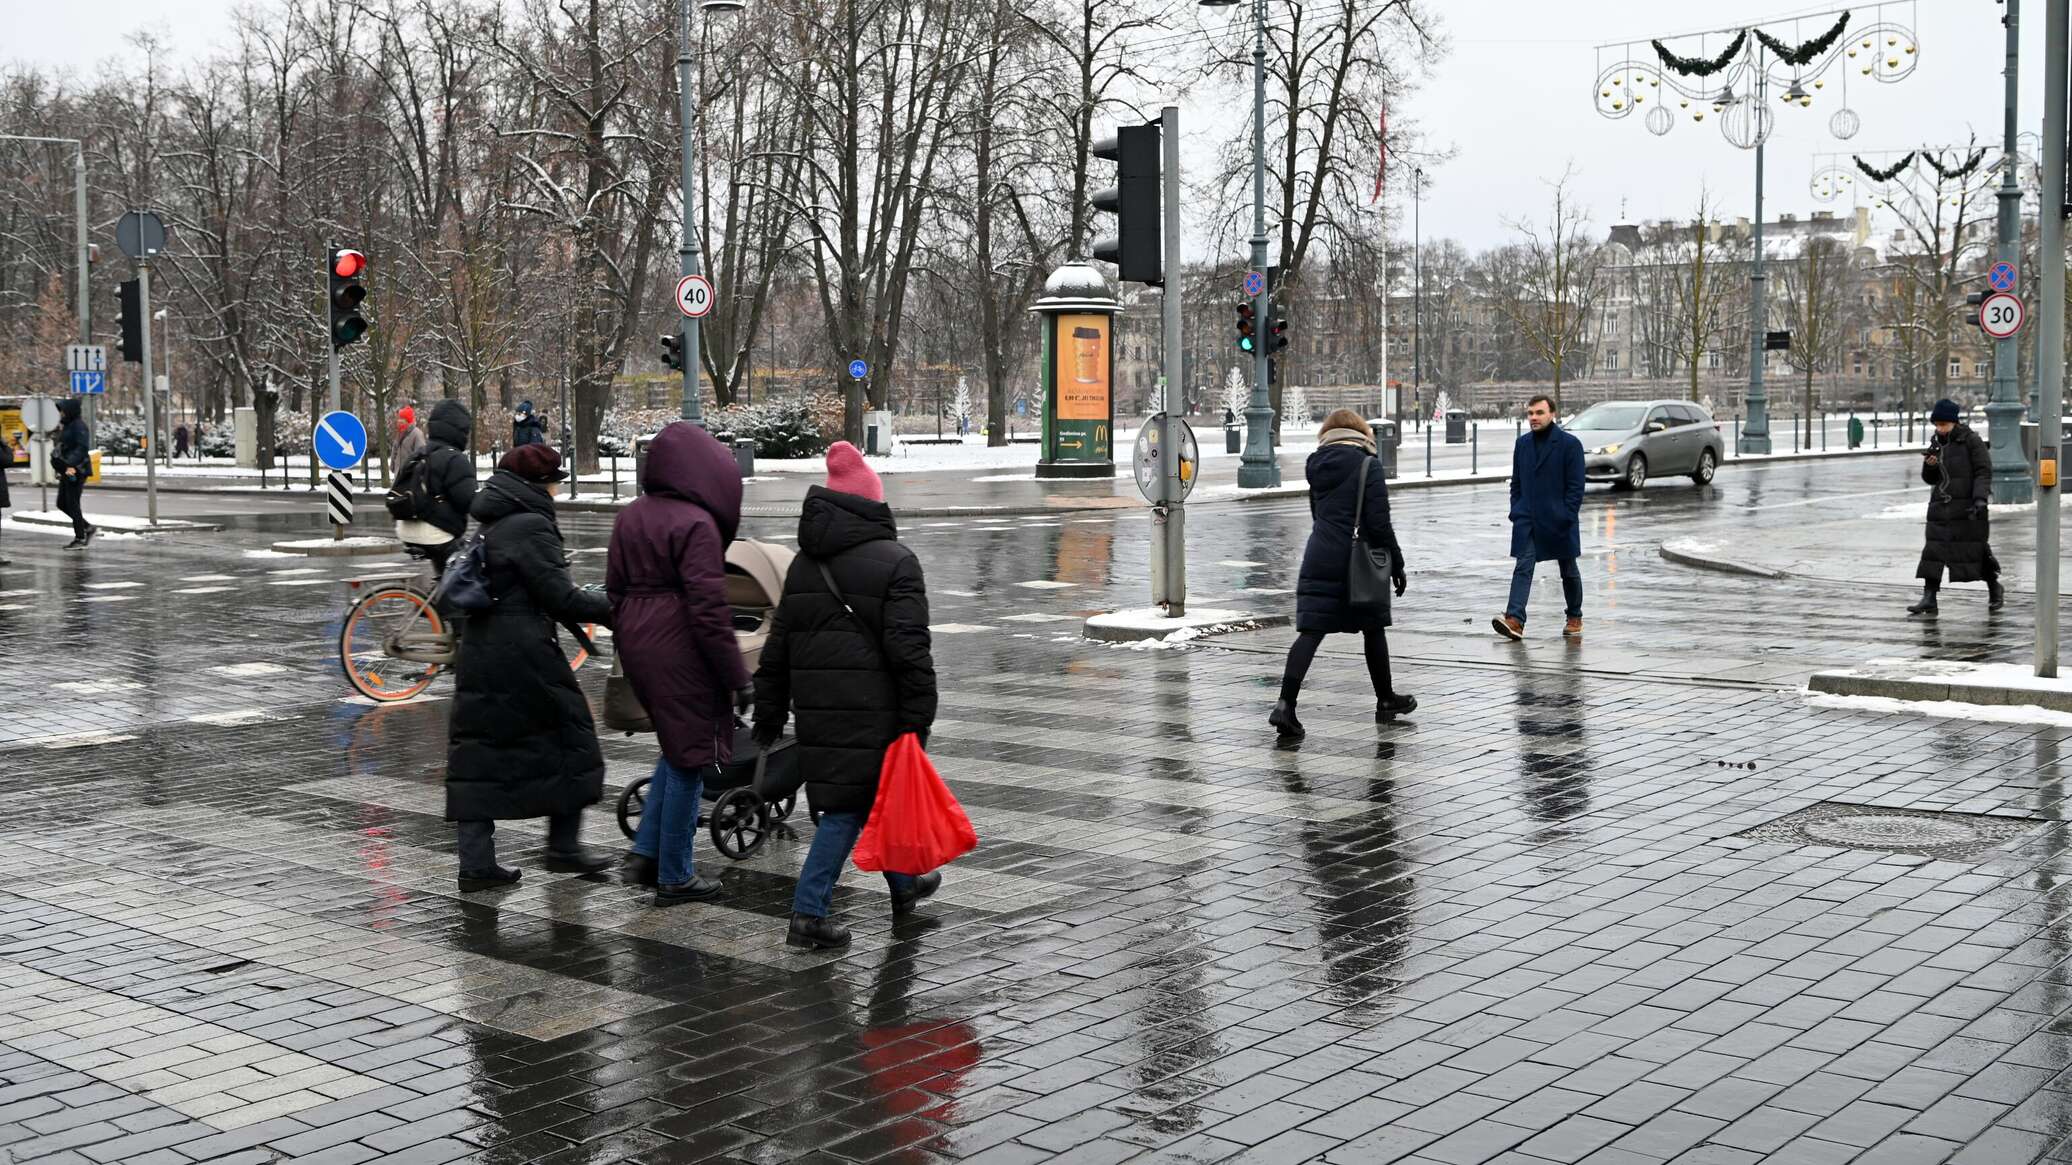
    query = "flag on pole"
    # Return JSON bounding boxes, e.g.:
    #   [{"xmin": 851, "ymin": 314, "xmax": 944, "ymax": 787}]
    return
[{"xmin": 1373, "ymin": 105, "xmax": 1388, "ymax": 203}]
